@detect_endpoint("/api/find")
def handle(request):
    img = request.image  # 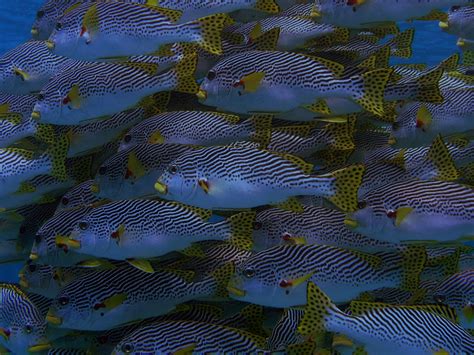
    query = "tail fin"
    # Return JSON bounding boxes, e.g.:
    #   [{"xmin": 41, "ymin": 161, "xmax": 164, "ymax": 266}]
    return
[
  {"xmin": 236, "ymin": 304, "xmax": 267, "ymax": 337},
  {"xmin": 210, "ymin": 262, "xmax": 235, "ymax": 298},
  {"xmin": 325, "ymin": 164, "xmax": 365, "ymax": 212},
  {"xmin": 196, "ymin": 14, "xmax": 229, "ymax": 55},
  {"xmin": 173, "ymin": 52, "xmax": 199, "ymax": 94},
  {"xmin": 254, "ymin": 28, "xmax": 280, "ymax": 51},
  {"xmin": 248, "ymin": 114, "xmax": 272, "ymax": 148},
  {"xmin": 389, "ymin": 29, "xmax": 414, "ymax": 58},
  {"xmin": 47, "ymin": 134, "xmax": 68, "ymax": 181},
  {"xmin": 438, "ymin": 53, "xmax": 459, "ymax": 71},
  {"xmin": 354, "ymin": 68, "xmax": 392, "ymax": 117},
  {"xmin": 226, "ymin": 212, "xmax": 255, "ymax": 250},
  {"xmin": 139, "ymin": 91, "xmax": 171, "ymax": 118},
  {"xmin": 254, "ymin": 0, "xmax": 280, "ymax": 13},
  {"xmin": 427, "ymin": 135, "xmax": 459, "ymax": 181},
  {"xmin": 412, "ymin": 68, "xmax": 444, "ymax": 103},
  {"xmin": 322, "ymin": 119, "xmax": 355, "ymax": 151},
  {"xmin": 463, "ymin": 50, "xmax": 474, "ymax": 67},
  {"xmin": 297, "ymin": 282, "xmax": 339, "ymax": 336}
]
